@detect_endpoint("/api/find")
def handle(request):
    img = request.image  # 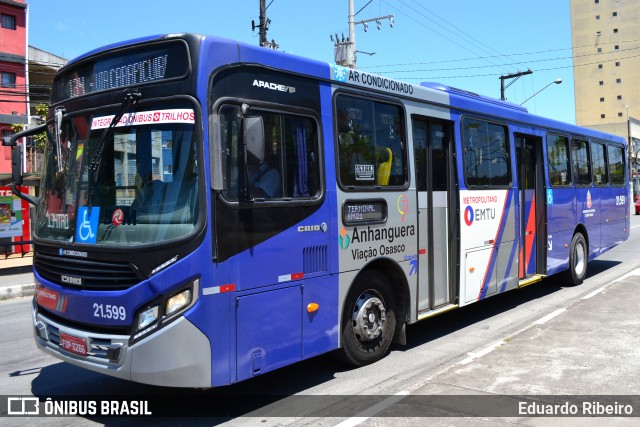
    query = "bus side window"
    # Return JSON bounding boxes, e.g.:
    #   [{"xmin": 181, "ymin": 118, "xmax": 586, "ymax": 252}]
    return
[
  {"xmin": 608, "ymin": 144, "xmax": 625, "ymax": 186},
  {"xmin": 547, "ymin": 134, "xmax": 571, "ymax": 186},
  {"xmin": 219, "ymin": 106, "xmax": 320, "ymax": 202},
  {"xmin": 591, "ymin": 141, "xmax": 608, "ymax": 186},
  {"xmin": 571, "ymin": 139, "xmax": 591, "ymax": 186},
  {"xmin": 462, "ymin": 118, "xmax": 510, "ymax": 187},
  {"xmin": 336, "ymin": 94, "xmax": 406, "ymax": 188}
]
